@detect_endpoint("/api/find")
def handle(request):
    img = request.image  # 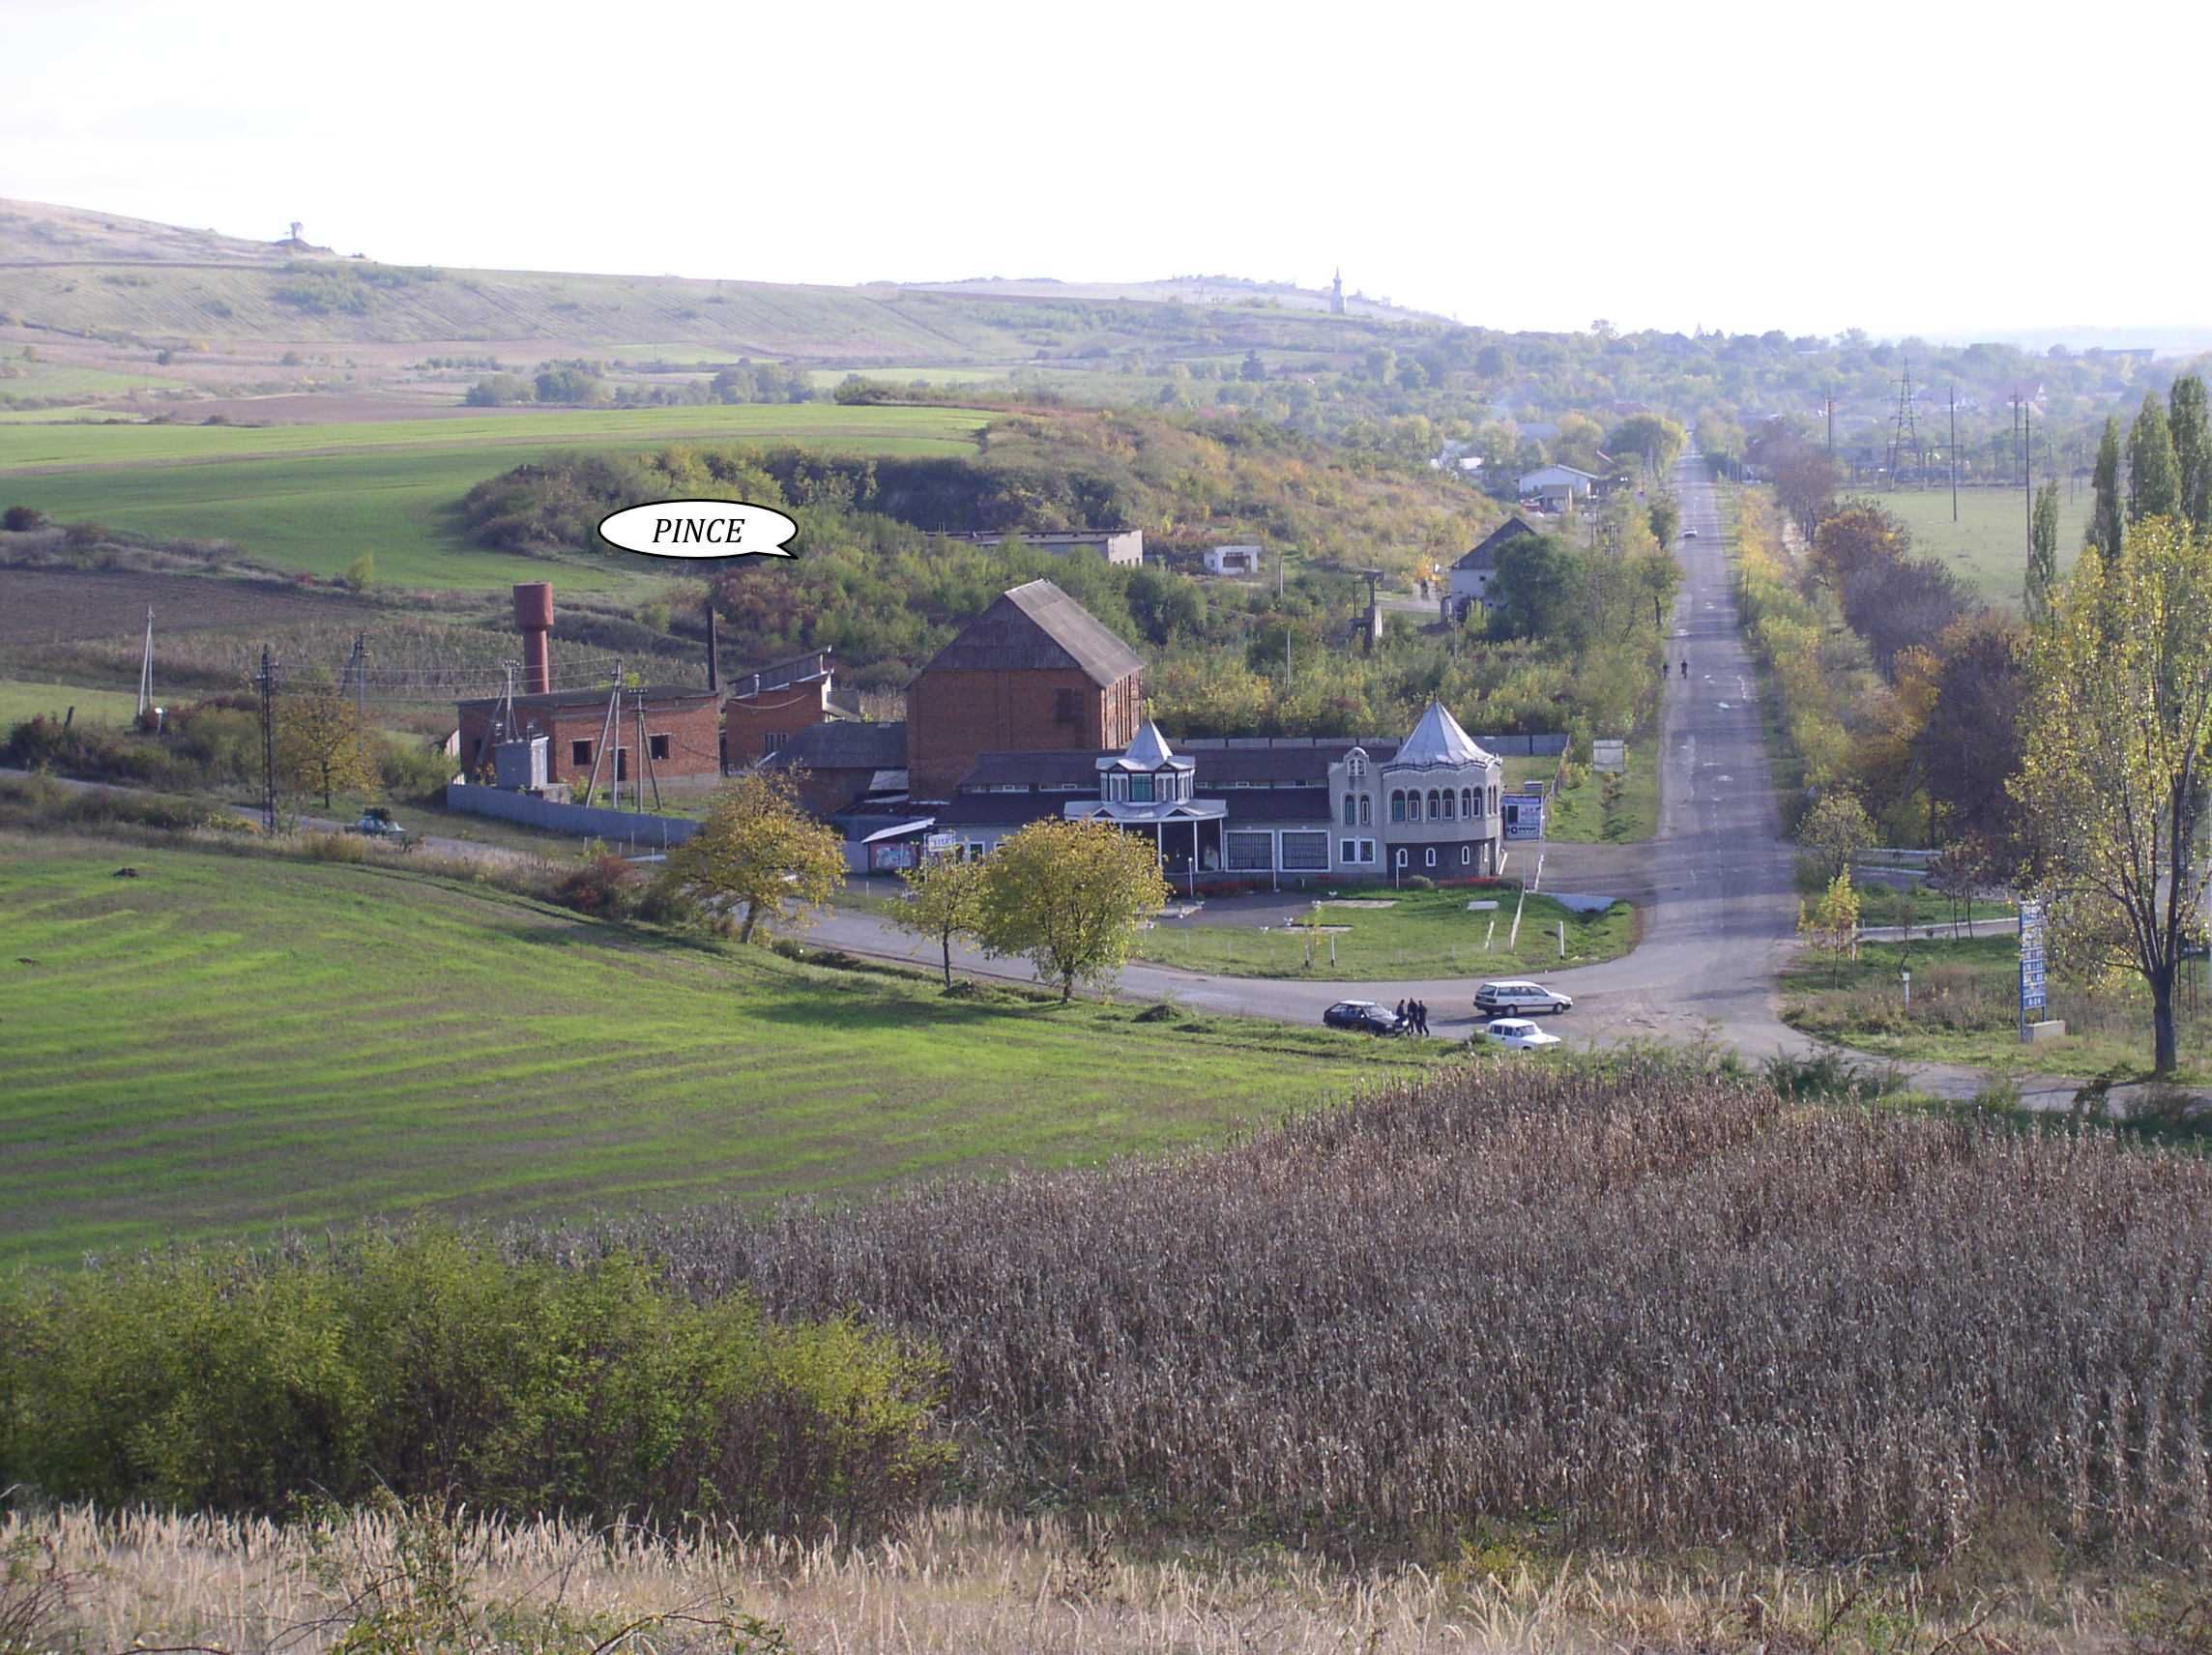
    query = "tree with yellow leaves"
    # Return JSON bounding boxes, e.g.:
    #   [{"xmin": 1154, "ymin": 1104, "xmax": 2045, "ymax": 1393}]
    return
[
  {"xmin": 975, "ymin": 820, "xmax": 1171, "ymax": 1002},
  {"xmin": 657, "ymin": 769, "xmax": 845, "ymax": 944},
  {"xmin": 276, "ymin": 671, "xmax": 376, "ymax": 808},
  {"xmin": 2015, "ymin": 516, "xmax": 2212, "ymax": 1074}
]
